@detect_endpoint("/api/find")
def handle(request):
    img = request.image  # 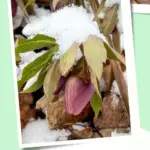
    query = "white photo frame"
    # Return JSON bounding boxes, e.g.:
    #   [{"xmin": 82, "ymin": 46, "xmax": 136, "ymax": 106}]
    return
[
  {"xmin": 132, "ymin": 4, "xmax": 150, "ymax": 13},
  {"xmin": 8, "ymin": 0, "xmax": 141, "ymax": 149}
]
